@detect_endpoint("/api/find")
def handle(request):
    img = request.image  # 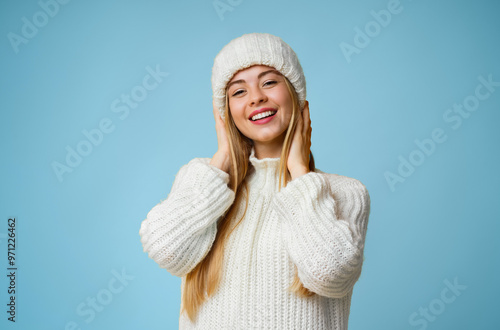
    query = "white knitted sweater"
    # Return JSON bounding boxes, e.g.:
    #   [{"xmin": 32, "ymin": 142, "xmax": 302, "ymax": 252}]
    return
[{"xmin": 139, "ymin": 146, "xmax": 371, "ymax": 329}]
